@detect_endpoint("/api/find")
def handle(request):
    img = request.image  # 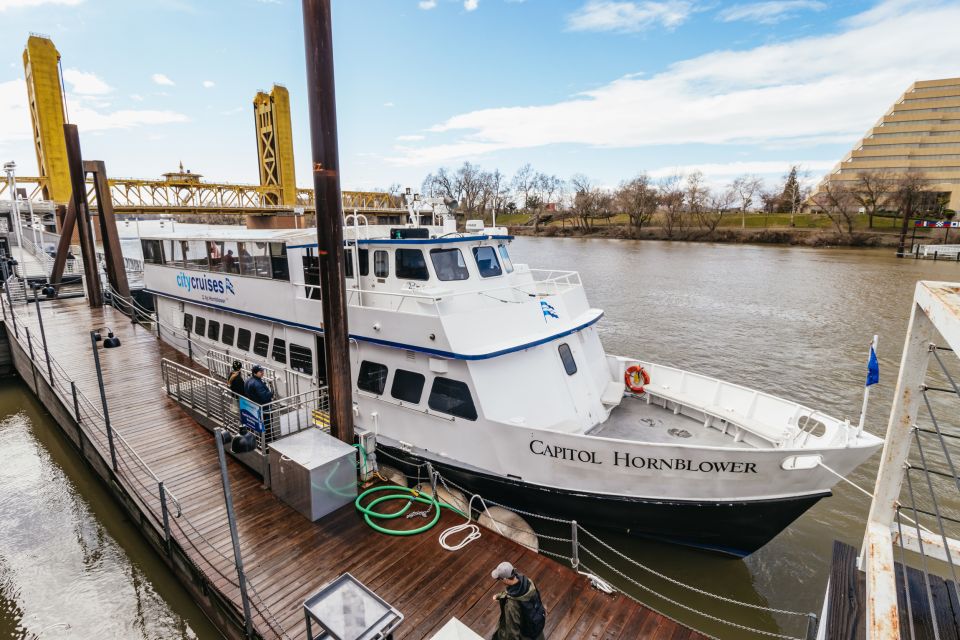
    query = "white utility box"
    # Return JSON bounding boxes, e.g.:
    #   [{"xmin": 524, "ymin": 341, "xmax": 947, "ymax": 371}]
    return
[{"xmin": 269, "ymin": 429, "xmax": 357, "ymax": 521}]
